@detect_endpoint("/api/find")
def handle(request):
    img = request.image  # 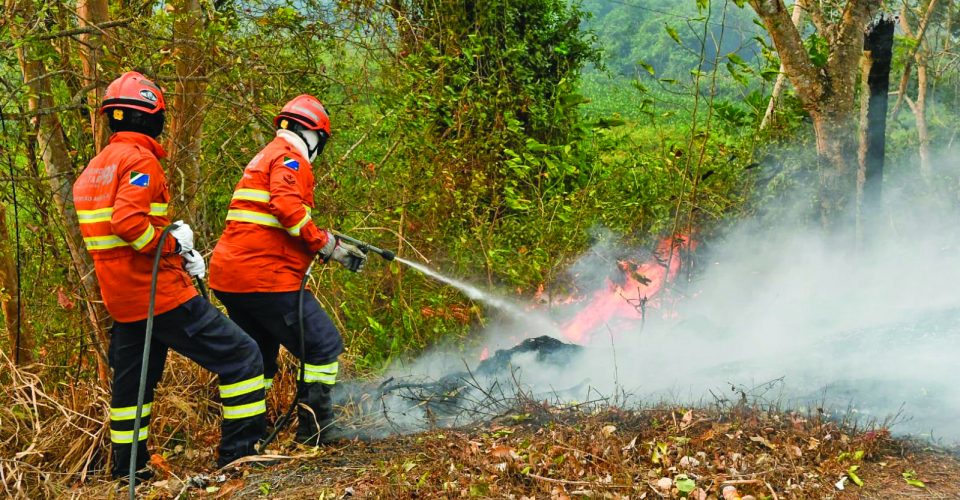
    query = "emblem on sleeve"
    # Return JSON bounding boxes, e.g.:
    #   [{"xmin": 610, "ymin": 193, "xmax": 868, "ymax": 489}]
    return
[
  {"xmin": 129, "ymin": 171, "xmax": 150, "ymax": 187},
  {"xmin": 282, "ymin": 156, "xmax": 300, "ymax": 171}
]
